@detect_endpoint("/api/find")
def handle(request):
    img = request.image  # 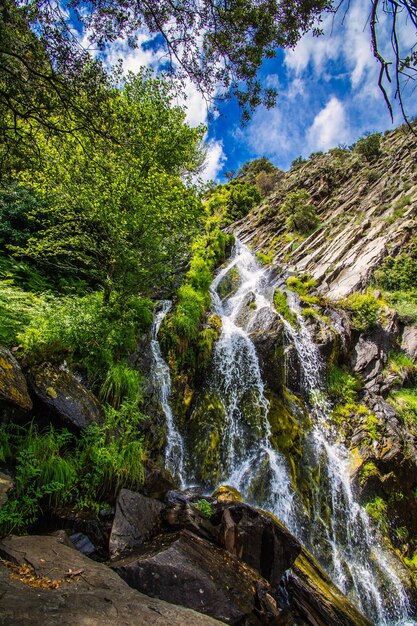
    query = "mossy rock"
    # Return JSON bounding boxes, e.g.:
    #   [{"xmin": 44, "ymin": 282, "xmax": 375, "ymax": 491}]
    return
[
  {"xmin": 187, "ymin": 390, "xmax": 226, "ymax": 486},
  {"xmin": 212, "ymin": 485, "xmax": 243, "ymax": 502},
  {"xmin": 217, "ymin": 266, "xmax": 240, "ymax": 300},
  {"xmin": 0, "ymin": 346, "xmax": 32, "ymax": 411},
  {"xmin": 266, "ymin": 388, "xmax": 310, "ymax": 459}
]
